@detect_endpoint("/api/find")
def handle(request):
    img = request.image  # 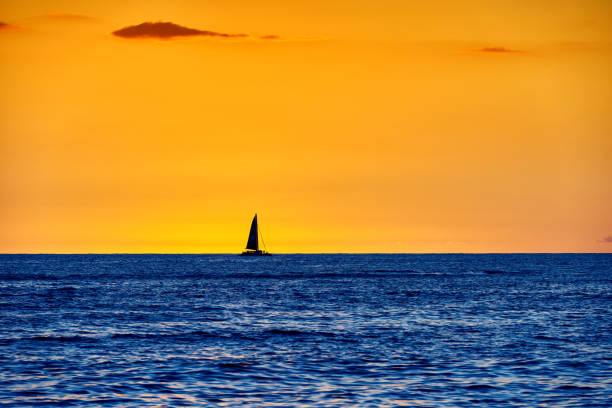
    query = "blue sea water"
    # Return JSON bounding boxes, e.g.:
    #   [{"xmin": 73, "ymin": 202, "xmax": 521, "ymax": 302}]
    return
[{"xmin": 0, "ymin": 254, "xmax": 610, "ymax": 407}]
